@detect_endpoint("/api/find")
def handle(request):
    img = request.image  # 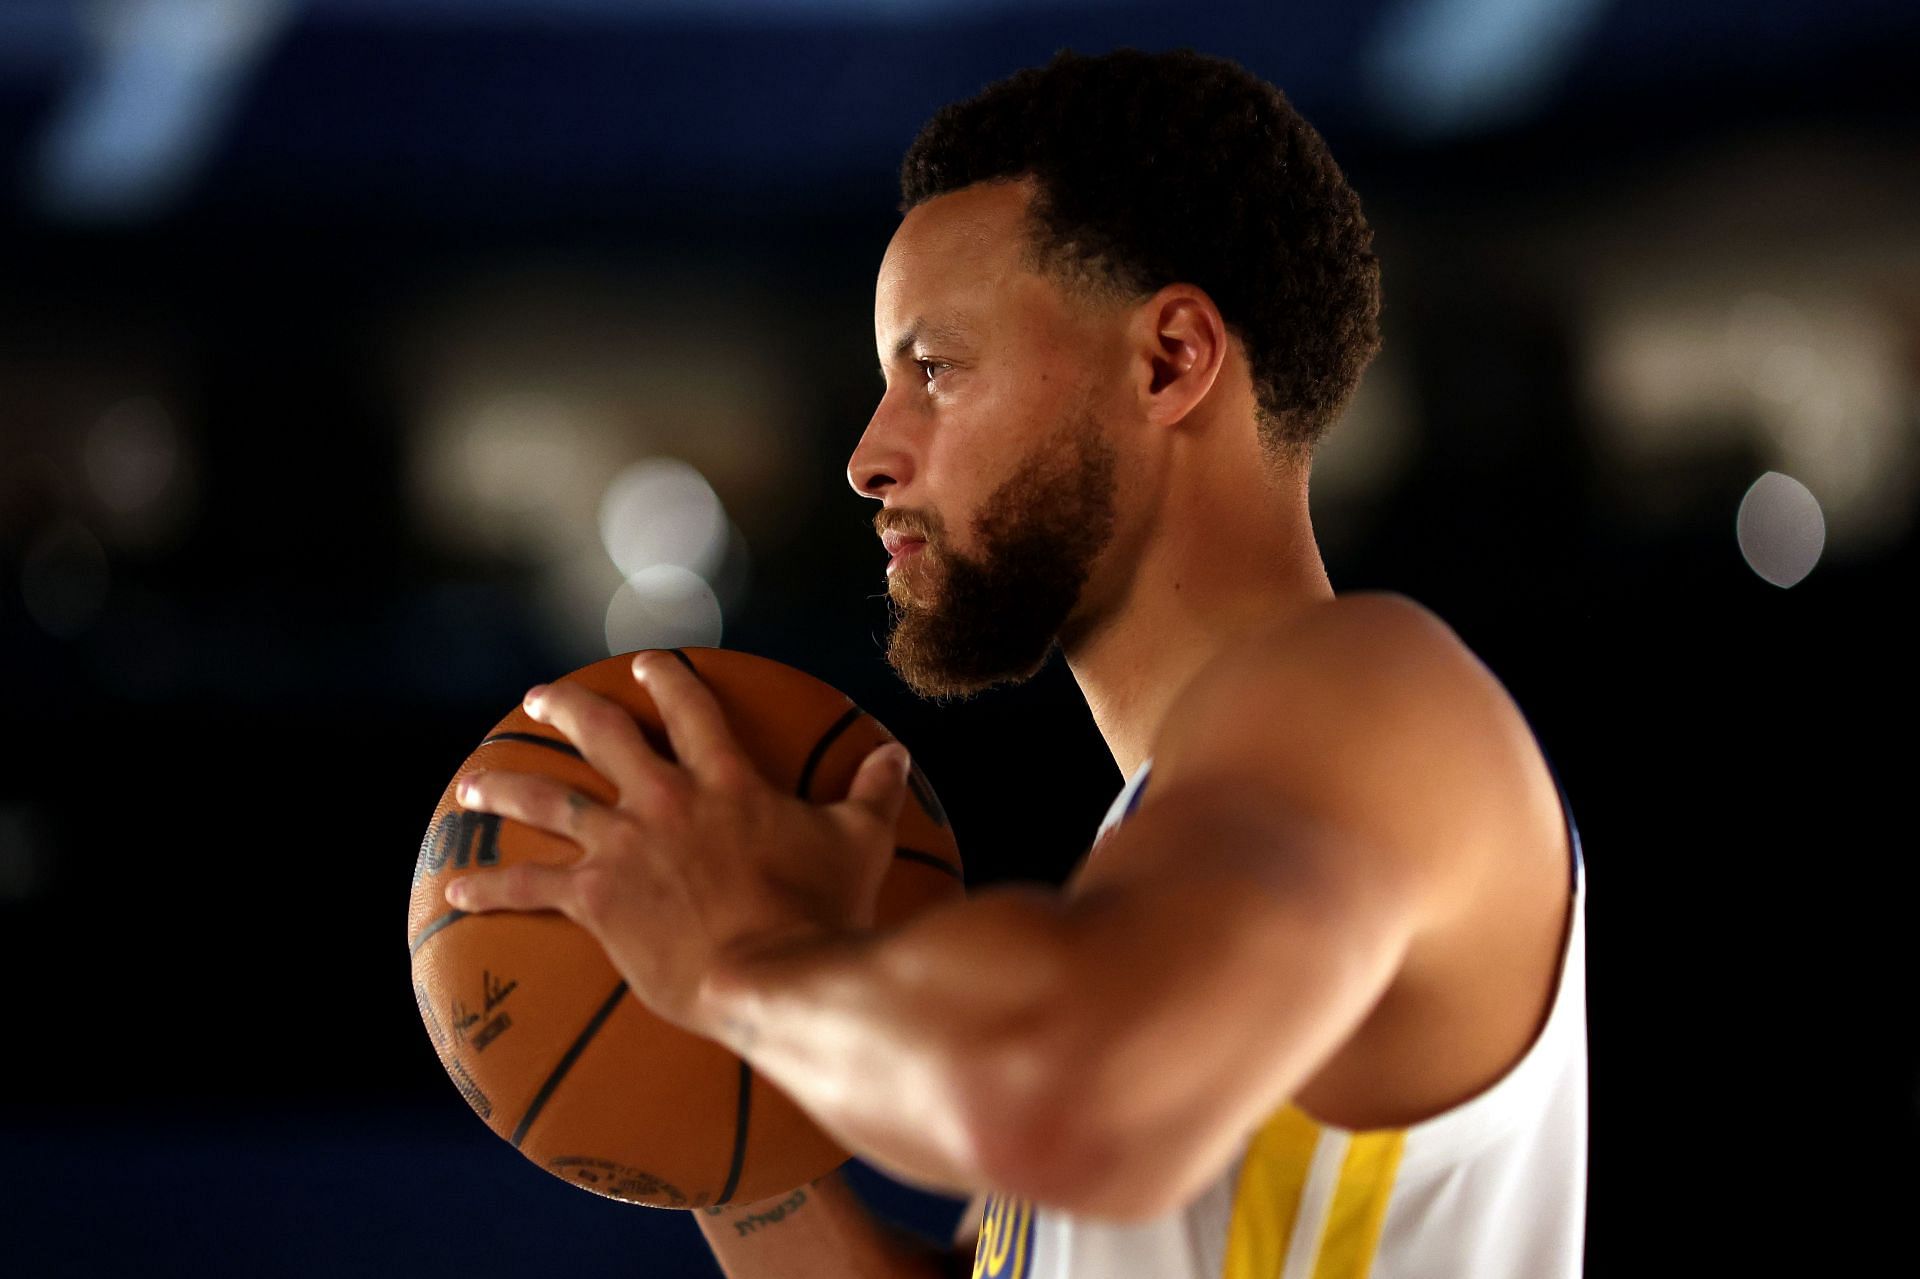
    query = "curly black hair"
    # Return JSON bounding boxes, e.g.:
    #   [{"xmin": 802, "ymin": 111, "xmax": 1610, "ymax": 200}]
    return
[{"xmin": 899, "ymin": 47, "xmax": 1382, "ymax": 463}]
